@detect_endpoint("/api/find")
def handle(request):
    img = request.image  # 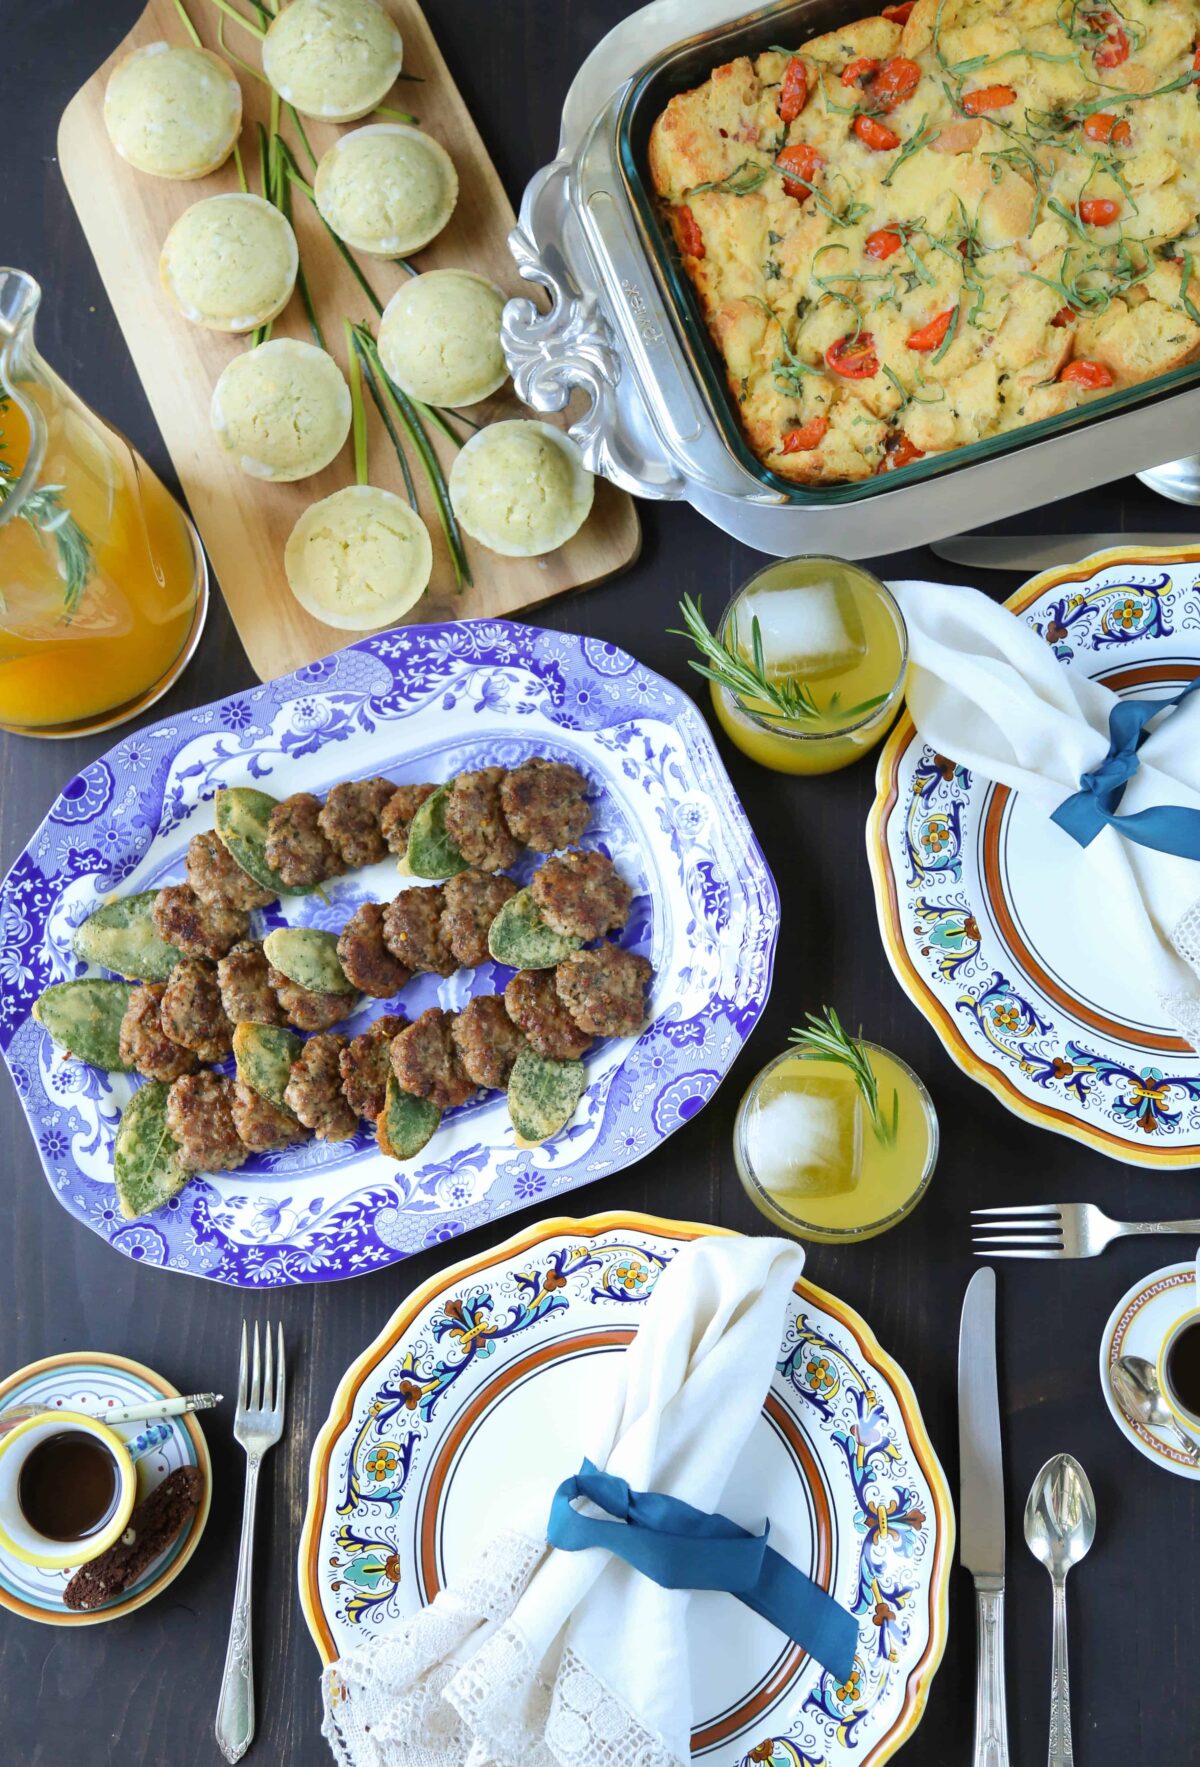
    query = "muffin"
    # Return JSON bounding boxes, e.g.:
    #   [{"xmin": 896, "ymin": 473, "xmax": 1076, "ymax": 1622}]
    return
[
  {"xmin": 448, "ymin": 421, "xmax": 593, "ymax": 558},
  {"xmin": 314, "ymin": 124, "xmax": 457, "ymax": 258},
  {"xmin": 262, "ymin": 0, "xmax": 404, "ymax": 123},
  {"xmin": 211, "ymin": 339, "xmax": 351, "ymax": 482},
  {"xmin": 378, "ymin": 271, "xmax": 508, "ymax": 408},
  {"xmin": 160, "ymin": 193, "xmax": 298, "ymax": 334},
  {"xmin": 284, "ymin": 485, "xmax": 433, "ymax": 629},
  {"xmin": 104, "ymin": 42, "xmax": 242, "ymax": 181}
]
